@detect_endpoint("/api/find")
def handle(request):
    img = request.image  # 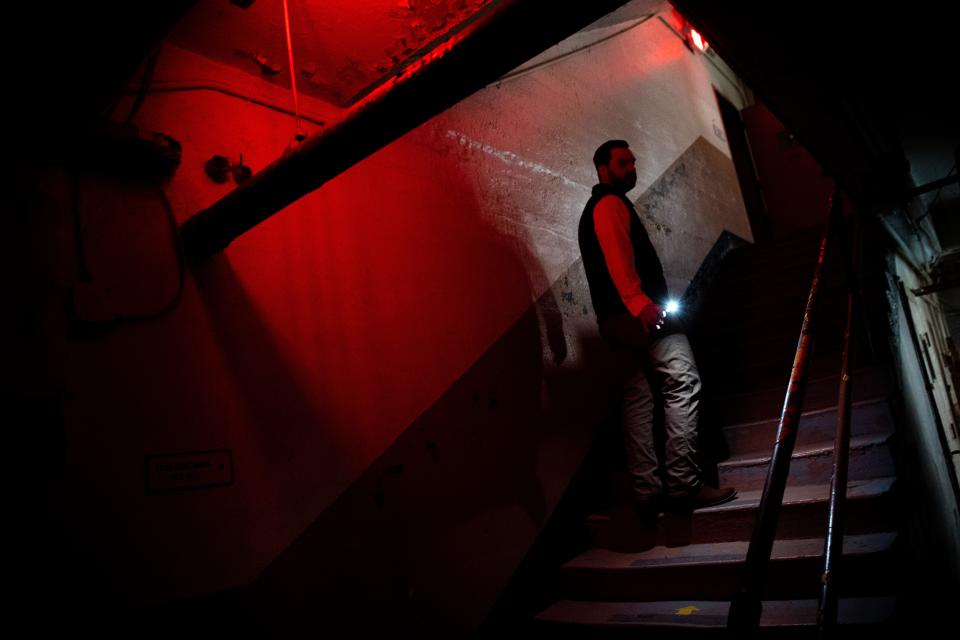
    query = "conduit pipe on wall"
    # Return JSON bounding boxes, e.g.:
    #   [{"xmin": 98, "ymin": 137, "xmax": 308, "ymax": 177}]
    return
[{"xmin": 179, "ymin": 0, "xmax": 632, "ymax": 258}]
